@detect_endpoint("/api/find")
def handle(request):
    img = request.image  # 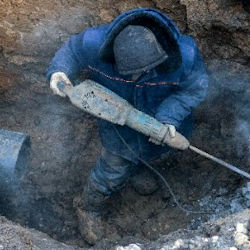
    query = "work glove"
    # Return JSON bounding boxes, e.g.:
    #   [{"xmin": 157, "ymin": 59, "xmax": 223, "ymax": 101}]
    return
[
  {"xmin": 149, "ymin": 124, "xmax": 176, "ymax": 145},
  {"xmin": 50, "ymin": 72, "xmax": 73, "ymax": 97},
  {"xmin": 149, "ymin": 124, "xmax": 190, "ymax": 150}
]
